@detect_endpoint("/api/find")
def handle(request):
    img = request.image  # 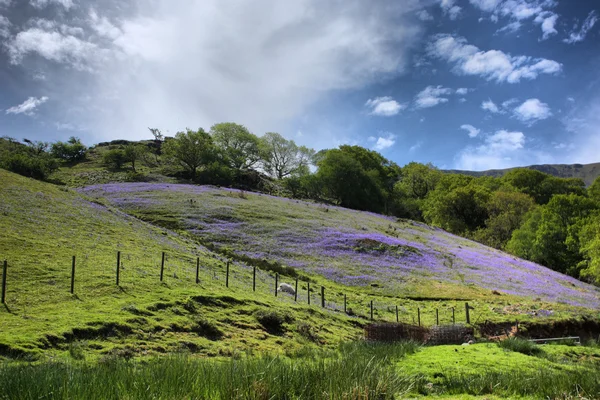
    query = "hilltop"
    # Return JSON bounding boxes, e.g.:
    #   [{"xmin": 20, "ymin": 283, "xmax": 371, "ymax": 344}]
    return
[{"xmin": 445, "ymin": 162, "xmax": 600, "ymax": 186}]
